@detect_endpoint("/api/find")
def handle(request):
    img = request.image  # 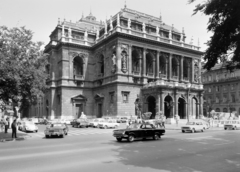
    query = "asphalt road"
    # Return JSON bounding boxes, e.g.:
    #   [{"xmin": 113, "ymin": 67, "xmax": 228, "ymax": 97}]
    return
[{"xmin": 1, "ymin": 126, "xmax": 240, "ymax": 172}]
